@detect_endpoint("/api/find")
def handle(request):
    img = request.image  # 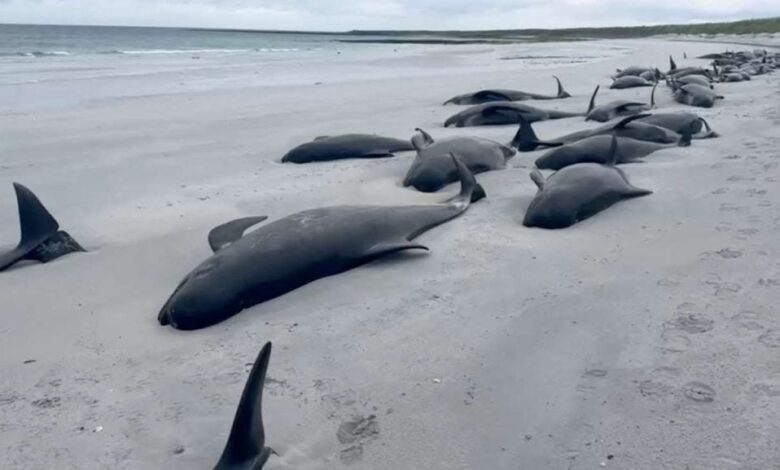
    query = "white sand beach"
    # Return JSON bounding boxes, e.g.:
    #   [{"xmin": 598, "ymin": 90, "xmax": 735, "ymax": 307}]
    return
[{"xmin": 2, "ymin": 38, "xmax": 780, "ymax": 469}]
